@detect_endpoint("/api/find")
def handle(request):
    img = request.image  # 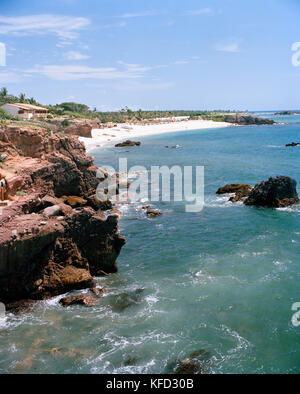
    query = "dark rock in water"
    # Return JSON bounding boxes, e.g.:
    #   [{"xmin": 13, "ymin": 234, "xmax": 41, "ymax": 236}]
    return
[
  {"xmin": 275, "ymin": 111, "xmax": 298, "ymax": 115},
  {"xmin": 165, "ymin": 145, "xmax": 180, "ymax": 149},
  {"xmin": 112, "ymin": 288, "xmax": 145, "ymax": 312},
  {"xmin": 166, "ymin": 349, "xmax": 211, "ymax": 374},
  {"xmin": 123, "ymin": 356, "xmax": 138, "ymax": 366},
  {"xmin": 244, "ymin": 176, "xmax": 299, "ymax": 207},
  {"xmin": 59, "ymin": 294, "xmax": 96, "ymax": 307},
  {"xmin": 286, "ymin": 142, "xmax": 300, "ymax": 147},
  {"xmin": 224, "ymin": 115, "xmax": 275, "ymax": 125},
  {"xmin": 115, "ymin": 140, "xmax": 141, "ymax": 147},
  {"xmin": 217, "ymin": 184, "xmax": 252, "ymax": 203},
  {"xmin": 145, "ymin": 207, "xmax": 164, "ymax": 217},
  {"xmin": 5, "ymin": 299, "xmax": 36, "ymax": 314}
]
